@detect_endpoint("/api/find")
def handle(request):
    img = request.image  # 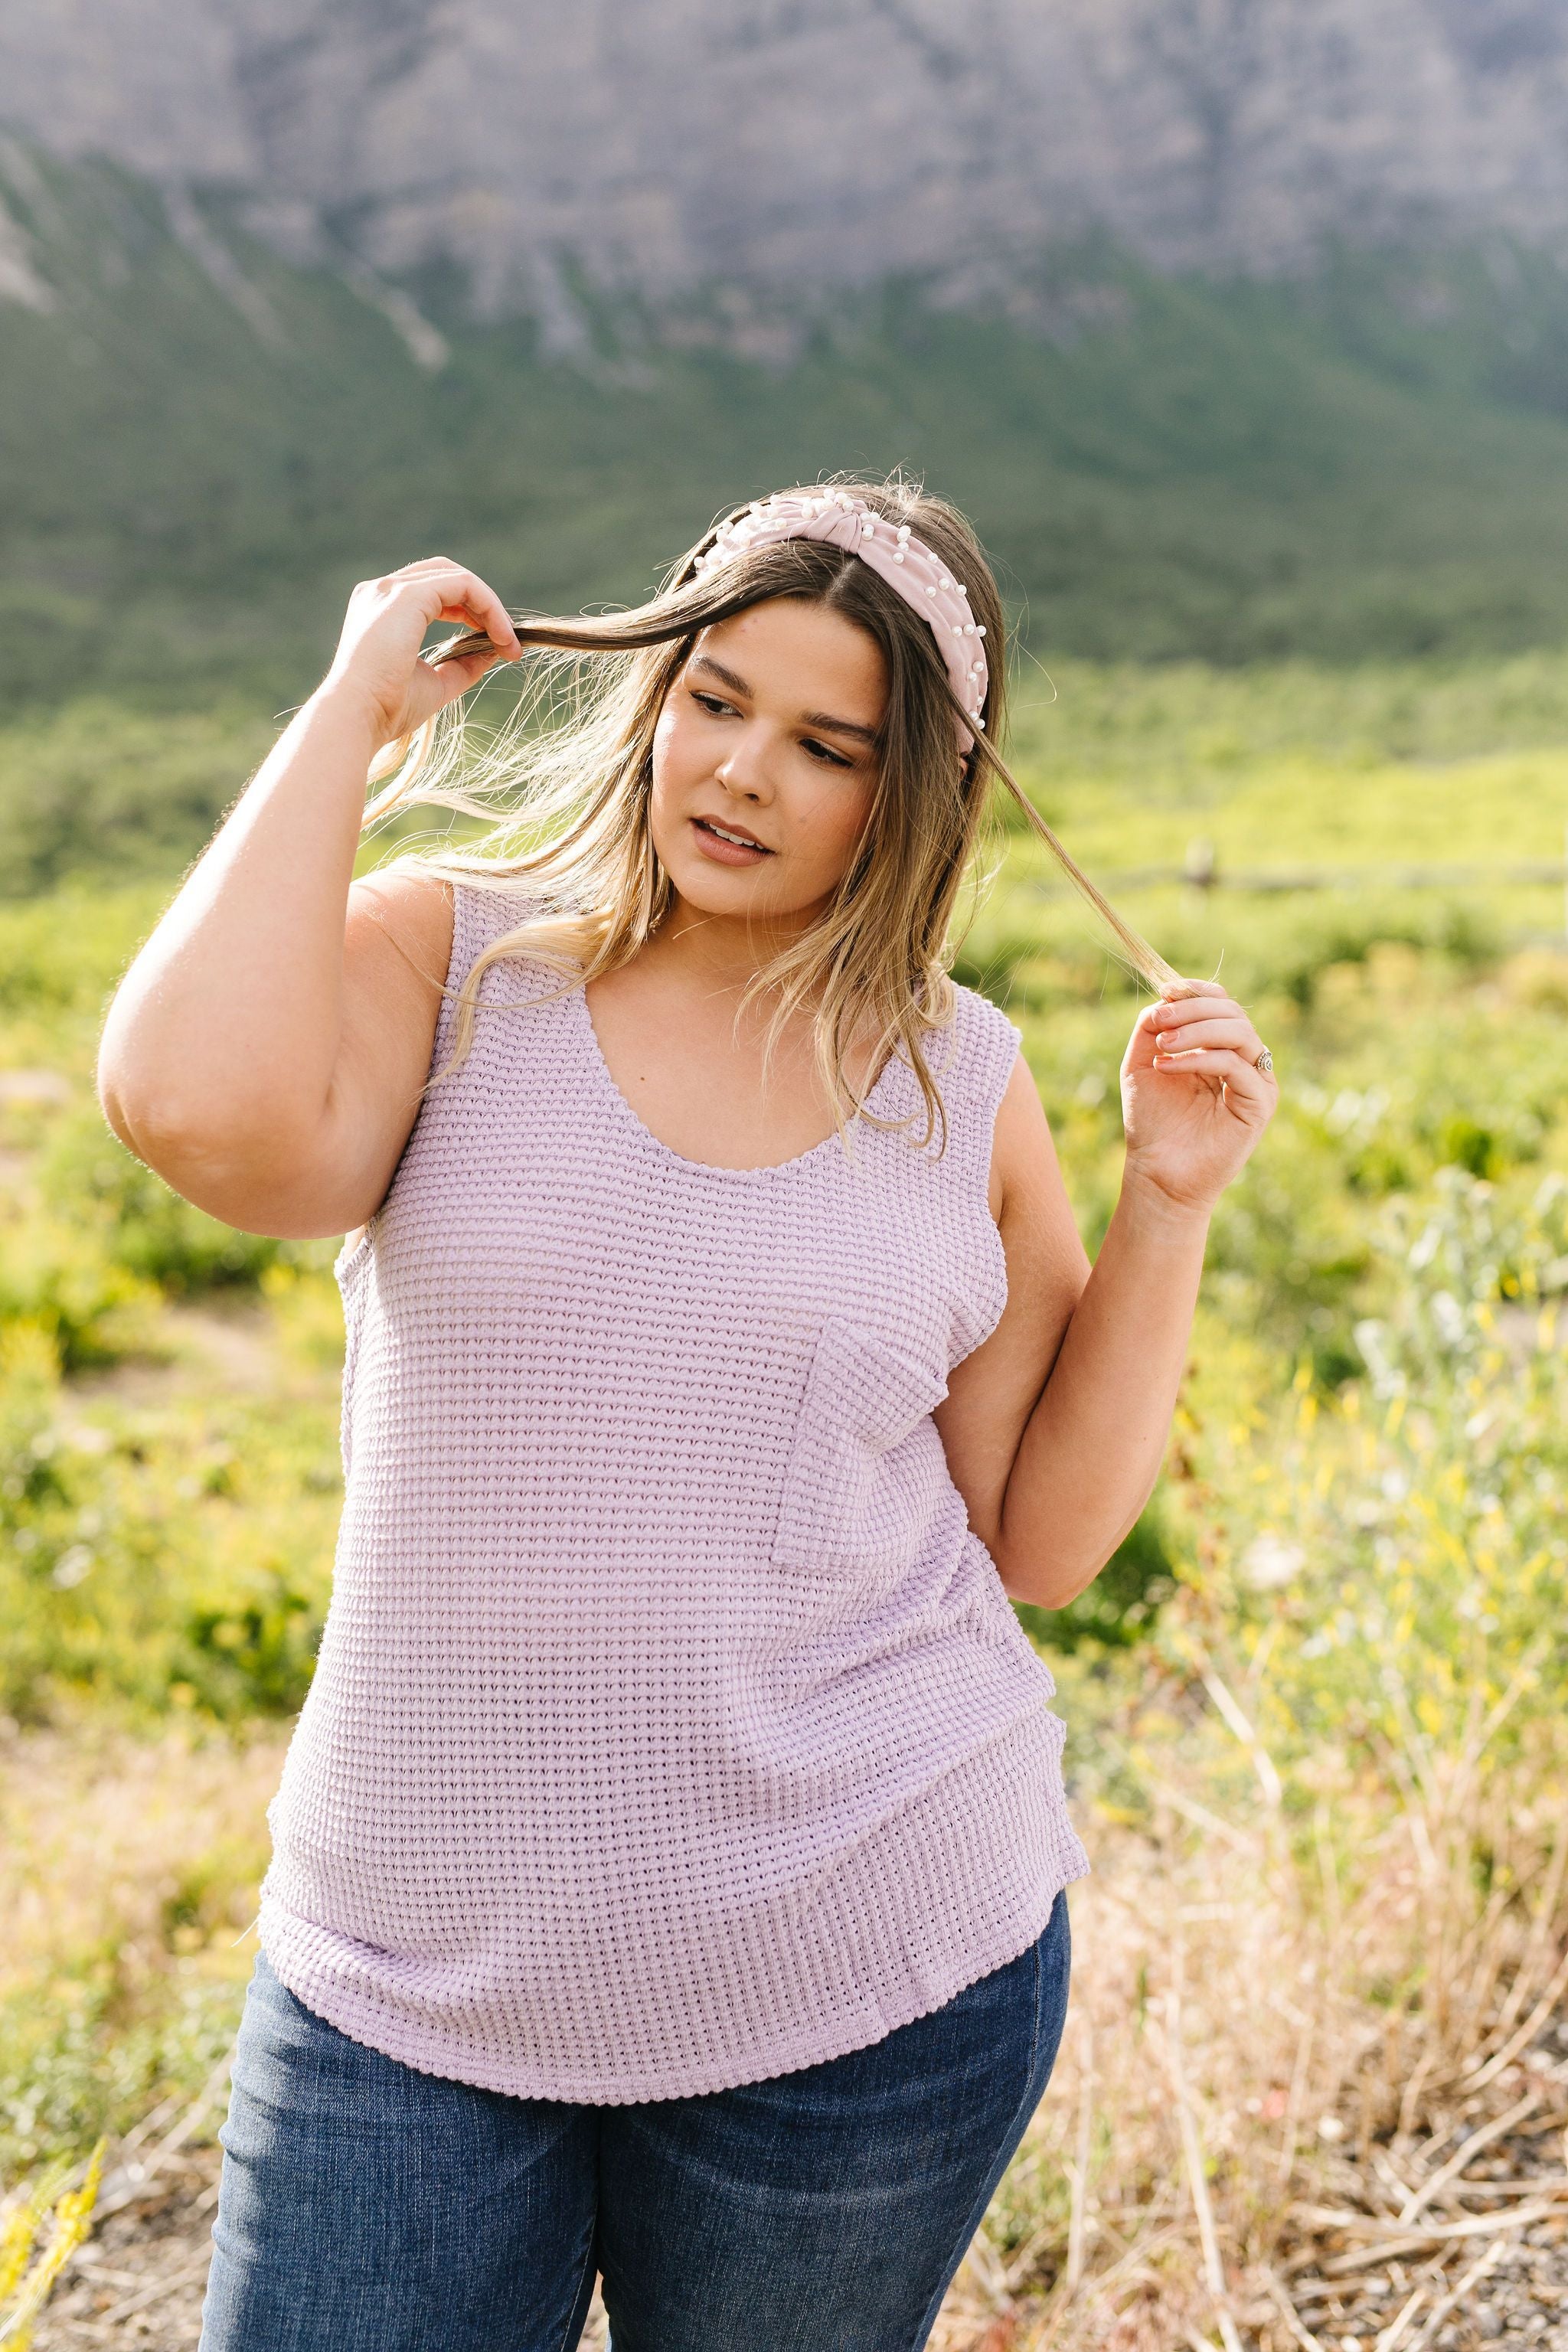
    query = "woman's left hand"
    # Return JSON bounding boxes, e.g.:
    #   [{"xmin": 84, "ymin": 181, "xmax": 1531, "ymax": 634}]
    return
[{"xmin": 1120, "ymin": 979, "xmax": 1279, "ymax": 1214}]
